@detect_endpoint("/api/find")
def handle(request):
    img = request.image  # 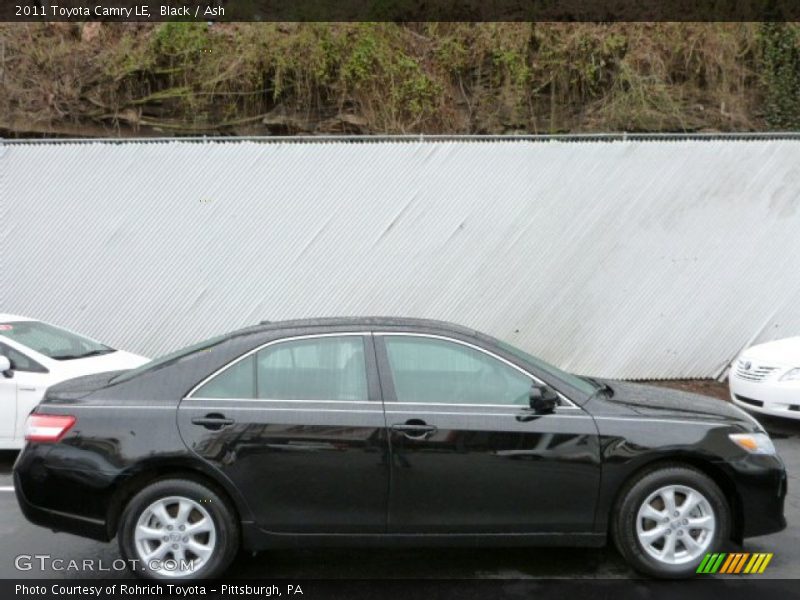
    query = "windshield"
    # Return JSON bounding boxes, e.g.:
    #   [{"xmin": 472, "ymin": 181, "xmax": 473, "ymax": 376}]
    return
[
  {"xmin": 494, "ymin": 339, "xmax": 598, "ymax": 396},
  {"xmin": 111, "ymin": 332, "xmax": 231, "ymax": 384},
  {"xmin": 0, "ymin": 321, "xmax": 114, "ymax": 360}
]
